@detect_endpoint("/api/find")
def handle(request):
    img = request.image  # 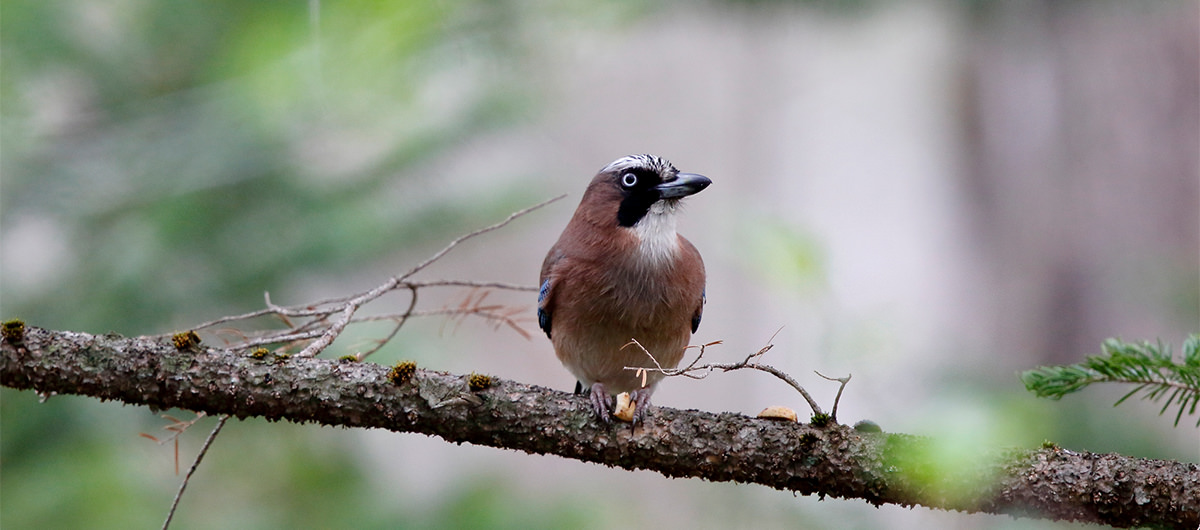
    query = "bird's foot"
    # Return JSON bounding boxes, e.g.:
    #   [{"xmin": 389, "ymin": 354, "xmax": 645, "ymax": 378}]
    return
[
  {"xmin": 629, "ymin": 388, "xmax": 654, "ymax": 425},
  {"xmin": 588, "ymin": 382, "xmax": 614, "ymax": 423}
]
